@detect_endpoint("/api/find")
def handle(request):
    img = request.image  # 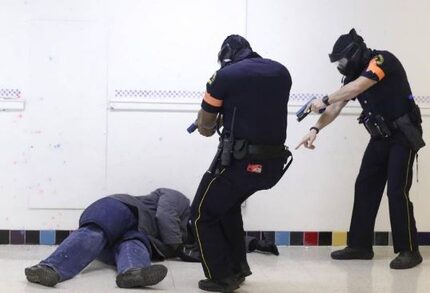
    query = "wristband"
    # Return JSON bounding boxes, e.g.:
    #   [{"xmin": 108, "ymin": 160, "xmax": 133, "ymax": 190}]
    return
[
  {"xmin": 322, "ymin": 95, "xmax": 330, "ymax": 106},
  {"xmin": 310, "ymin": 126, "xmax": 320, "ymax": 134}
]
